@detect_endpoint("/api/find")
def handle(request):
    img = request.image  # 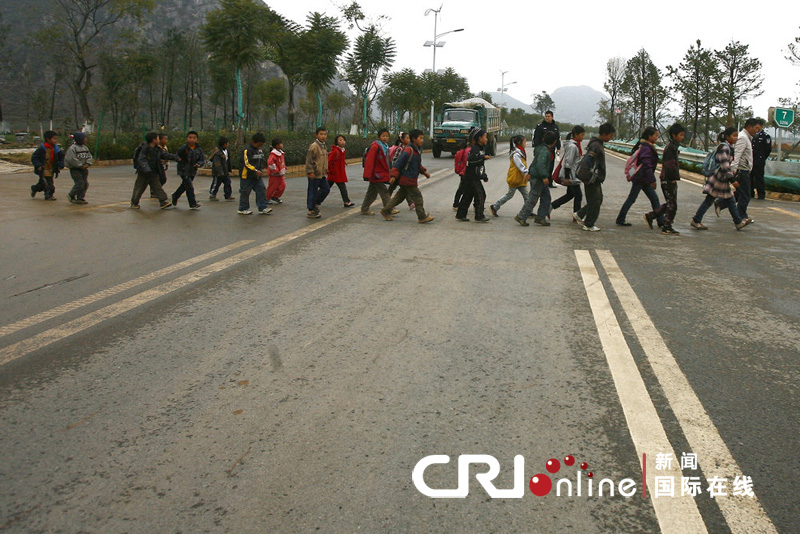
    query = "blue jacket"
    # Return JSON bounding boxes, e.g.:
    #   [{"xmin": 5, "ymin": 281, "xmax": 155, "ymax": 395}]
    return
[
  {"xmin": 391, "ymin": 145, "xmax": 427, "ymax": 187},
  {"xmin": 31, "ymin": 144, "xmax": 65, "ymax": 177}
]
